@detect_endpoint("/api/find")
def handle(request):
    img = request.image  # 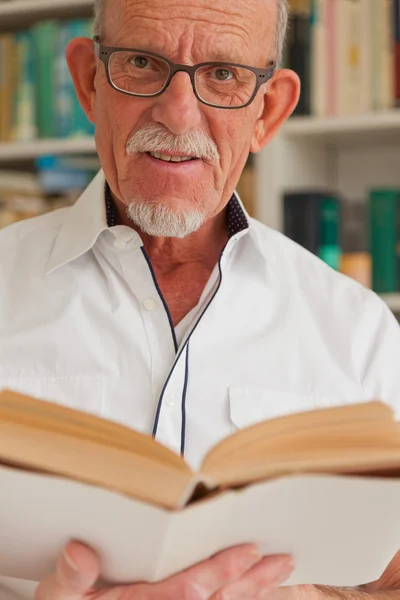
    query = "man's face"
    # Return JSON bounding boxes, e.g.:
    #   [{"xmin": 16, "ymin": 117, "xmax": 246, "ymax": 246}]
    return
[{"xmin": 93, "ymin": 0, "xmax": 277, "ymax": 225}]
